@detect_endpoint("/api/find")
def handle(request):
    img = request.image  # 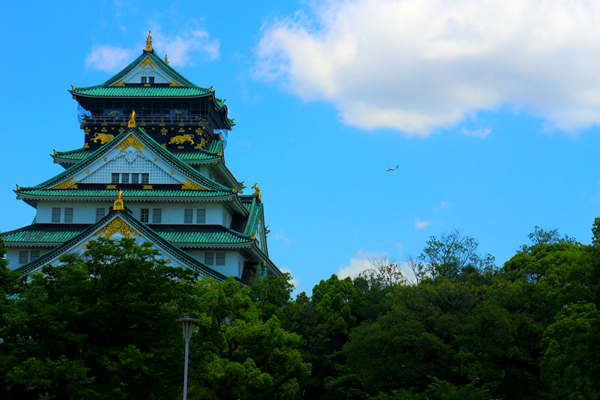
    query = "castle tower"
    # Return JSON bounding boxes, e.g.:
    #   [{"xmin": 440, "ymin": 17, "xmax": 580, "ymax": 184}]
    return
[{"xmin": 3, "ymin": 33, "xmax": 278, "ymax": 283}]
